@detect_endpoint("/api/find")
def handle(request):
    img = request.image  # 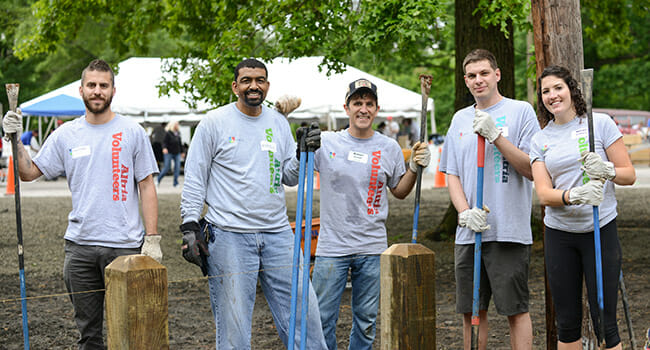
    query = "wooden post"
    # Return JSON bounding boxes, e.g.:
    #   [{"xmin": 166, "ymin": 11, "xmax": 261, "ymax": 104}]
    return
[
  {"xmin": 105, "ymin": 255, "xmax": 169, "ymax": 350},
  {"xmin": 380, "ymin": 243, "xmax": 435, "ymax": 350}
]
